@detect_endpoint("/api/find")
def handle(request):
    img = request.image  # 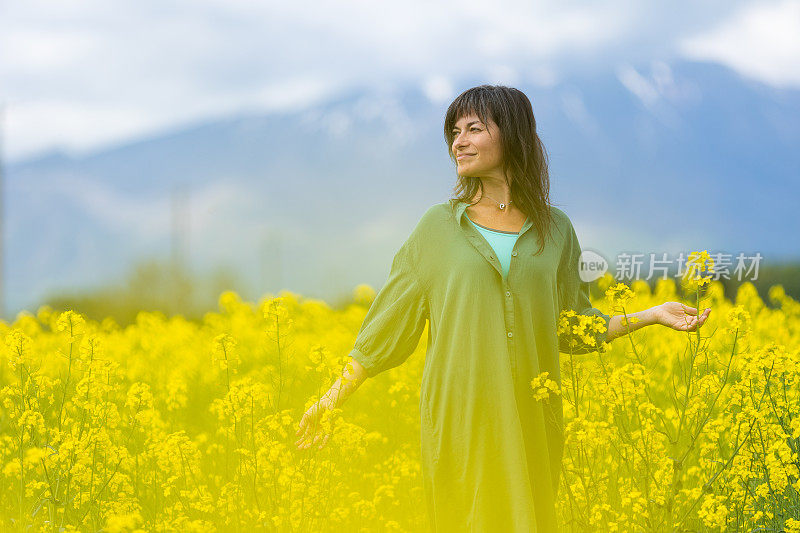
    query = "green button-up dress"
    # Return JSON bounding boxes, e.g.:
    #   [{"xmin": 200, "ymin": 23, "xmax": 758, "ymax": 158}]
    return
[{"xmin": 349, "ymin": 198, "xmax": 610, "ymax": 532}]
